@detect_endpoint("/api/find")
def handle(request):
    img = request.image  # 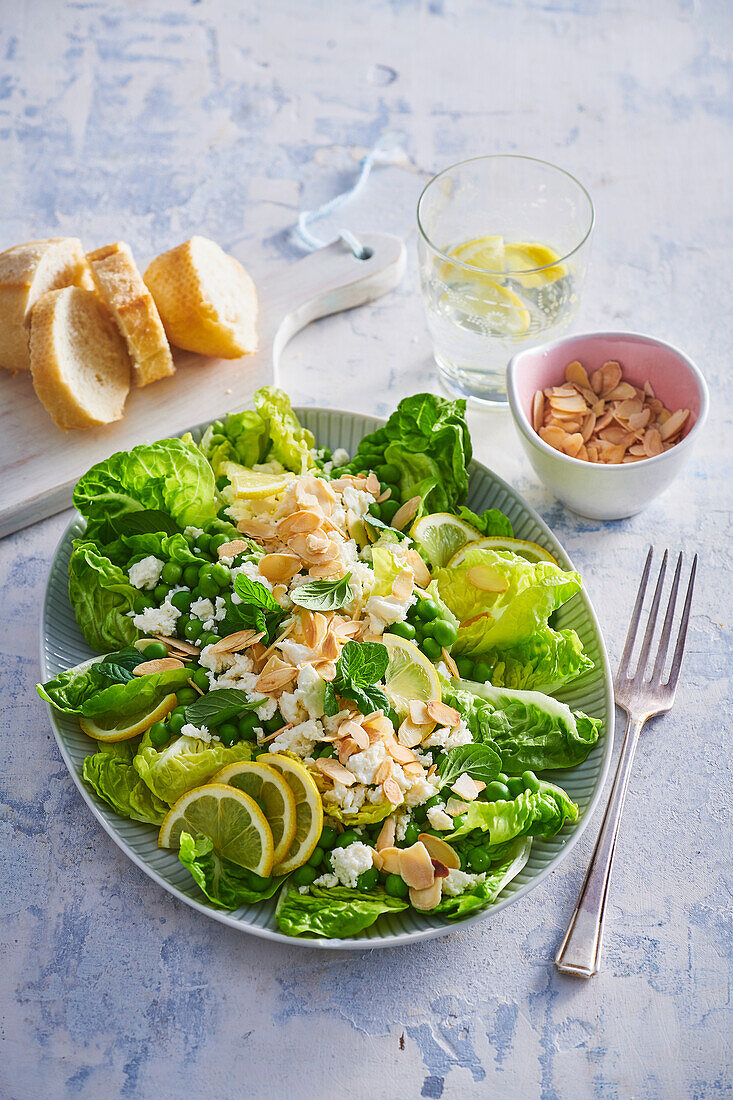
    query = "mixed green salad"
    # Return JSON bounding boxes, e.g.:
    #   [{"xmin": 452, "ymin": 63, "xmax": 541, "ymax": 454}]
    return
[{"xmin": 39, "ymin": 387, "xmax": 602, "ymax": 939}]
